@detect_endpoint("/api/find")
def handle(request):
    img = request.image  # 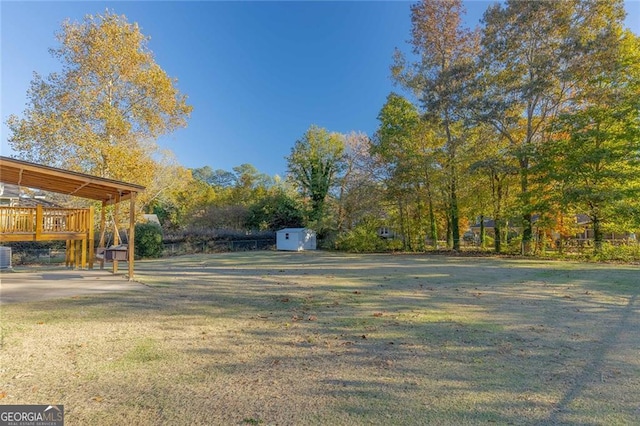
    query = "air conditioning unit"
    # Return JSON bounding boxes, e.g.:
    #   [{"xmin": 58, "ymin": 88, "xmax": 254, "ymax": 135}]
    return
[{"xmin": 0, "ymin": 246, "xmax": 11, "ymax": 269}]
